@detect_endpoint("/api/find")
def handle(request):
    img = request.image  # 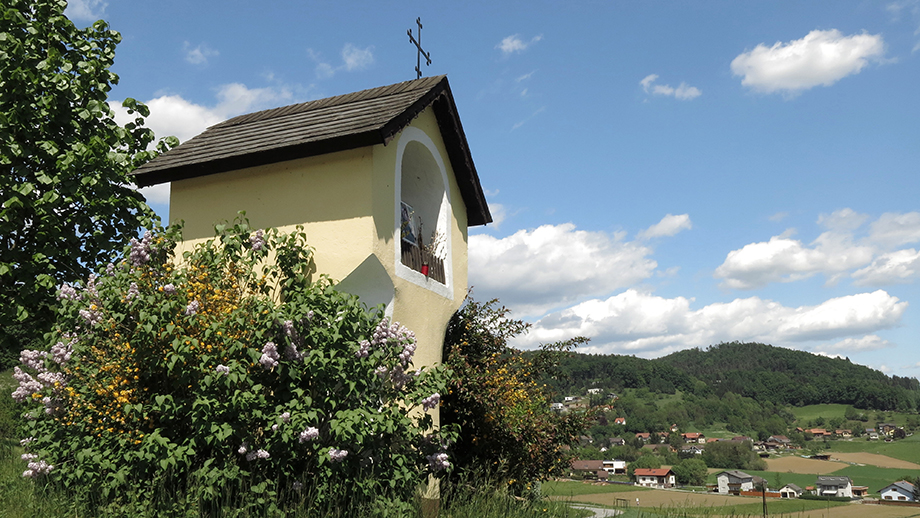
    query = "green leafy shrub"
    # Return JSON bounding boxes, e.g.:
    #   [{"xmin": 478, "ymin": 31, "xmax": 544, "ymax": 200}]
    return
[
  {"xmin": 441, "ymin": 298, "xmax": 592, "ymax": 496},
  {"xmin": 11, "ymin": 221, "xmax": 455, "ymax": 513}
]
